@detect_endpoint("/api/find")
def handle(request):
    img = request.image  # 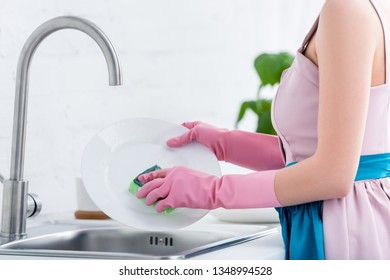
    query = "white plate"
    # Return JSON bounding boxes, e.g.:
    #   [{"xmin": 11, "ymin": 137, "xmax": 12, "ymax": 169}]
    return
[{"xmin": 81, "ymin": 118, "xmax": 221, "ymax": 231}]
